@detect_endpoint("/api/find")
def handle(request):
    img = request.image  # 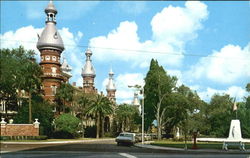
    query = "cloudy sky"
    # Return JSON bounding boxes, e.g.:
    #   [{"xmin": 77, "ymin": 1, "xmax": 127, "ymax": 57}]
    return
[{"xmin": 1, "ymin": 1, "xmax": 249, "ymax": 103}]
